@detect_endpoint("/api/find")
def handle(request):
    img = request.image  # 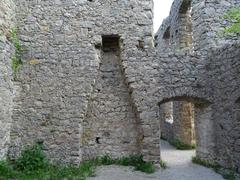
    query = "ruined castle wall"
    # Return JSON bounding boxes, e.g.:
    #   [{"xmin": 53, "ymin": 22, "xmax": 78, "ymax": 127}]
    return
[
  {"xmin": 192, "ymin": 0, "xmax": 239, "ymax": 55},
  {"xmin": 156, "ymin": 0, "xmax": 239, "ymax": 54},
  {"xmin": 207, "ymin": 42, "xmax": 240, "ymax": 172},
  {"xmin": 10, "ymin": 0, "xmax": 155, "ymax": 164},
  {"xmin": 173, "ymin": 101, "xmax": 195, "ymax": 145},
  {"xmin": 83, "ymin": 50, "xmax": 141, "ymax": 159},
  {"xmin": 155, "ymin": 0, "xmax": 193, "ymax": 53},
  {"xmin": 120, "ymin": 49, "xmax": 161, "ymax": 162},
  {"xmin": 0, "ymin": 0, "xmax": 15, "ymax": 159},
  {"xmin": 155, "ymin": 0, "xmax": 240, "ymax": 171},
  {"xmin": 159, "ymin": 102, "xmax": 174, "ymax": 142}
]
